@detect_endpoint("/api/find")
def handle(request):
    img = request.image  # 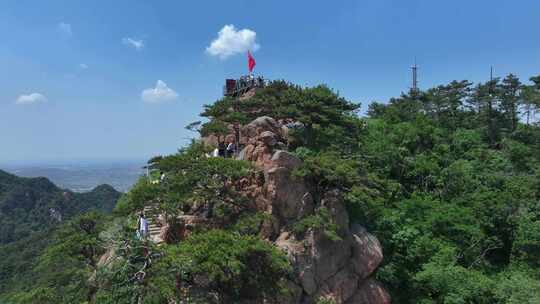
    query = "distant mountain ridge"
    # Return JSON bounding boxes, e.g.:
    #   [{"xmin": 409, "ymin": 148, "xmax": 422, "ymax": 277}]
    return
[
  {"xmin": 0, "ymin": 169, "xmax": 121, "ymax": 295},
  {"xmin": 1, "ymin": 162, "xmax": 144, "ymax": 192},
  {"xmin": 0, "ymin": 169, "xmax": 121, "ymax": 244}
]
